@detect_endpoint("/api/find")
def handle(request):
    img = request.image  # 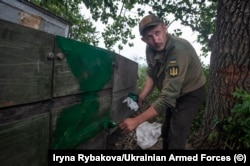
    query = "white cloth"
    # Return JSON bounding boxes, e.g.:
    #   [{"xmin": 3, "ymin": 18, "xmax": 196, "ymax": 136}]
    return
[
  {"xmin": 135, "ymin": 121, "xmax": 162, "ymax": 149},
  {"xmin": 123, "ymin": 97, "xmax": 139, "ymax": 111}
]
